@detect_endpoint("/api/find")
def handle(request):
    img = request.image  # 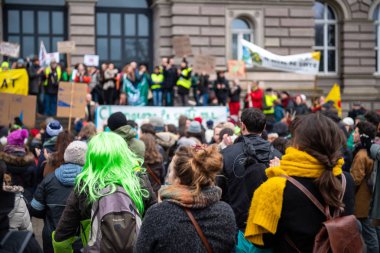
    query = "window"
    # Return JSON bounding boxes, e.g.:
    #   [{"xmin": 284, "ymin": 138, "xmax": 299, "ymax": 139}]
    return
[
  {"xmin": 96, "ymin": 8, "xmax": 151, "ymax": 68},
  {"xmin": 232, "ymin": 18, "xmax": 254, "ymax": 60},
  {"xmin": 4, "ymin": 5, "xmax": 66, "ymax": 58},
  {"xmin": 374, "ymin": 5, "xmax": 380, "ymax": 73},
  {"xmin": 313, "ymin": 2, "xmax": 338, "ymax": 74}
]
